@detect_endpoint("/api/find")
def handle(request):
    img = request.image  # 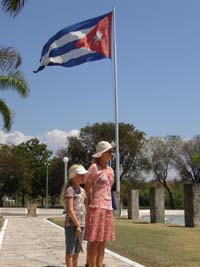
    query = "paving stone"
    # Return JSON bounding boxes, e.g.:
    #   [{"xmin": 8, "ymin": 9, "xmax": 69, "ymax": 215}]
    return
[{"xmin": 0, "ymin": 216, "xmax": 142, "ymax": 267}]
